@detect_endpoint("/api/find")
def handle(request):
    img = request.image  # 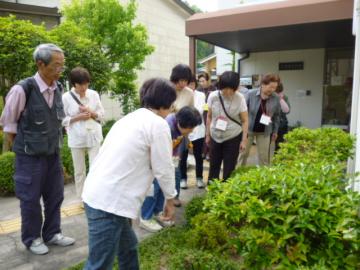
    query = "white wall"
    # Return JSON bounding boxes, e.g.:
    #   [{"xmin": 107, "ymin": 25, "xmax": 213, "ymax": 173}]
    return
[
  {"xmin": 101, "ymin": 0, "xmax": 191, "ymax": 119},
  {"xmin": 215, "ymin": 47, "xmax": 234, "ymax": 75},
  {"xmin": 131, "ymin": 0, "xmax": 190, "ymax": 84},
  {"xmin": 240, "ymin": 48, "xmax": 325, "ymax": 128}
]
